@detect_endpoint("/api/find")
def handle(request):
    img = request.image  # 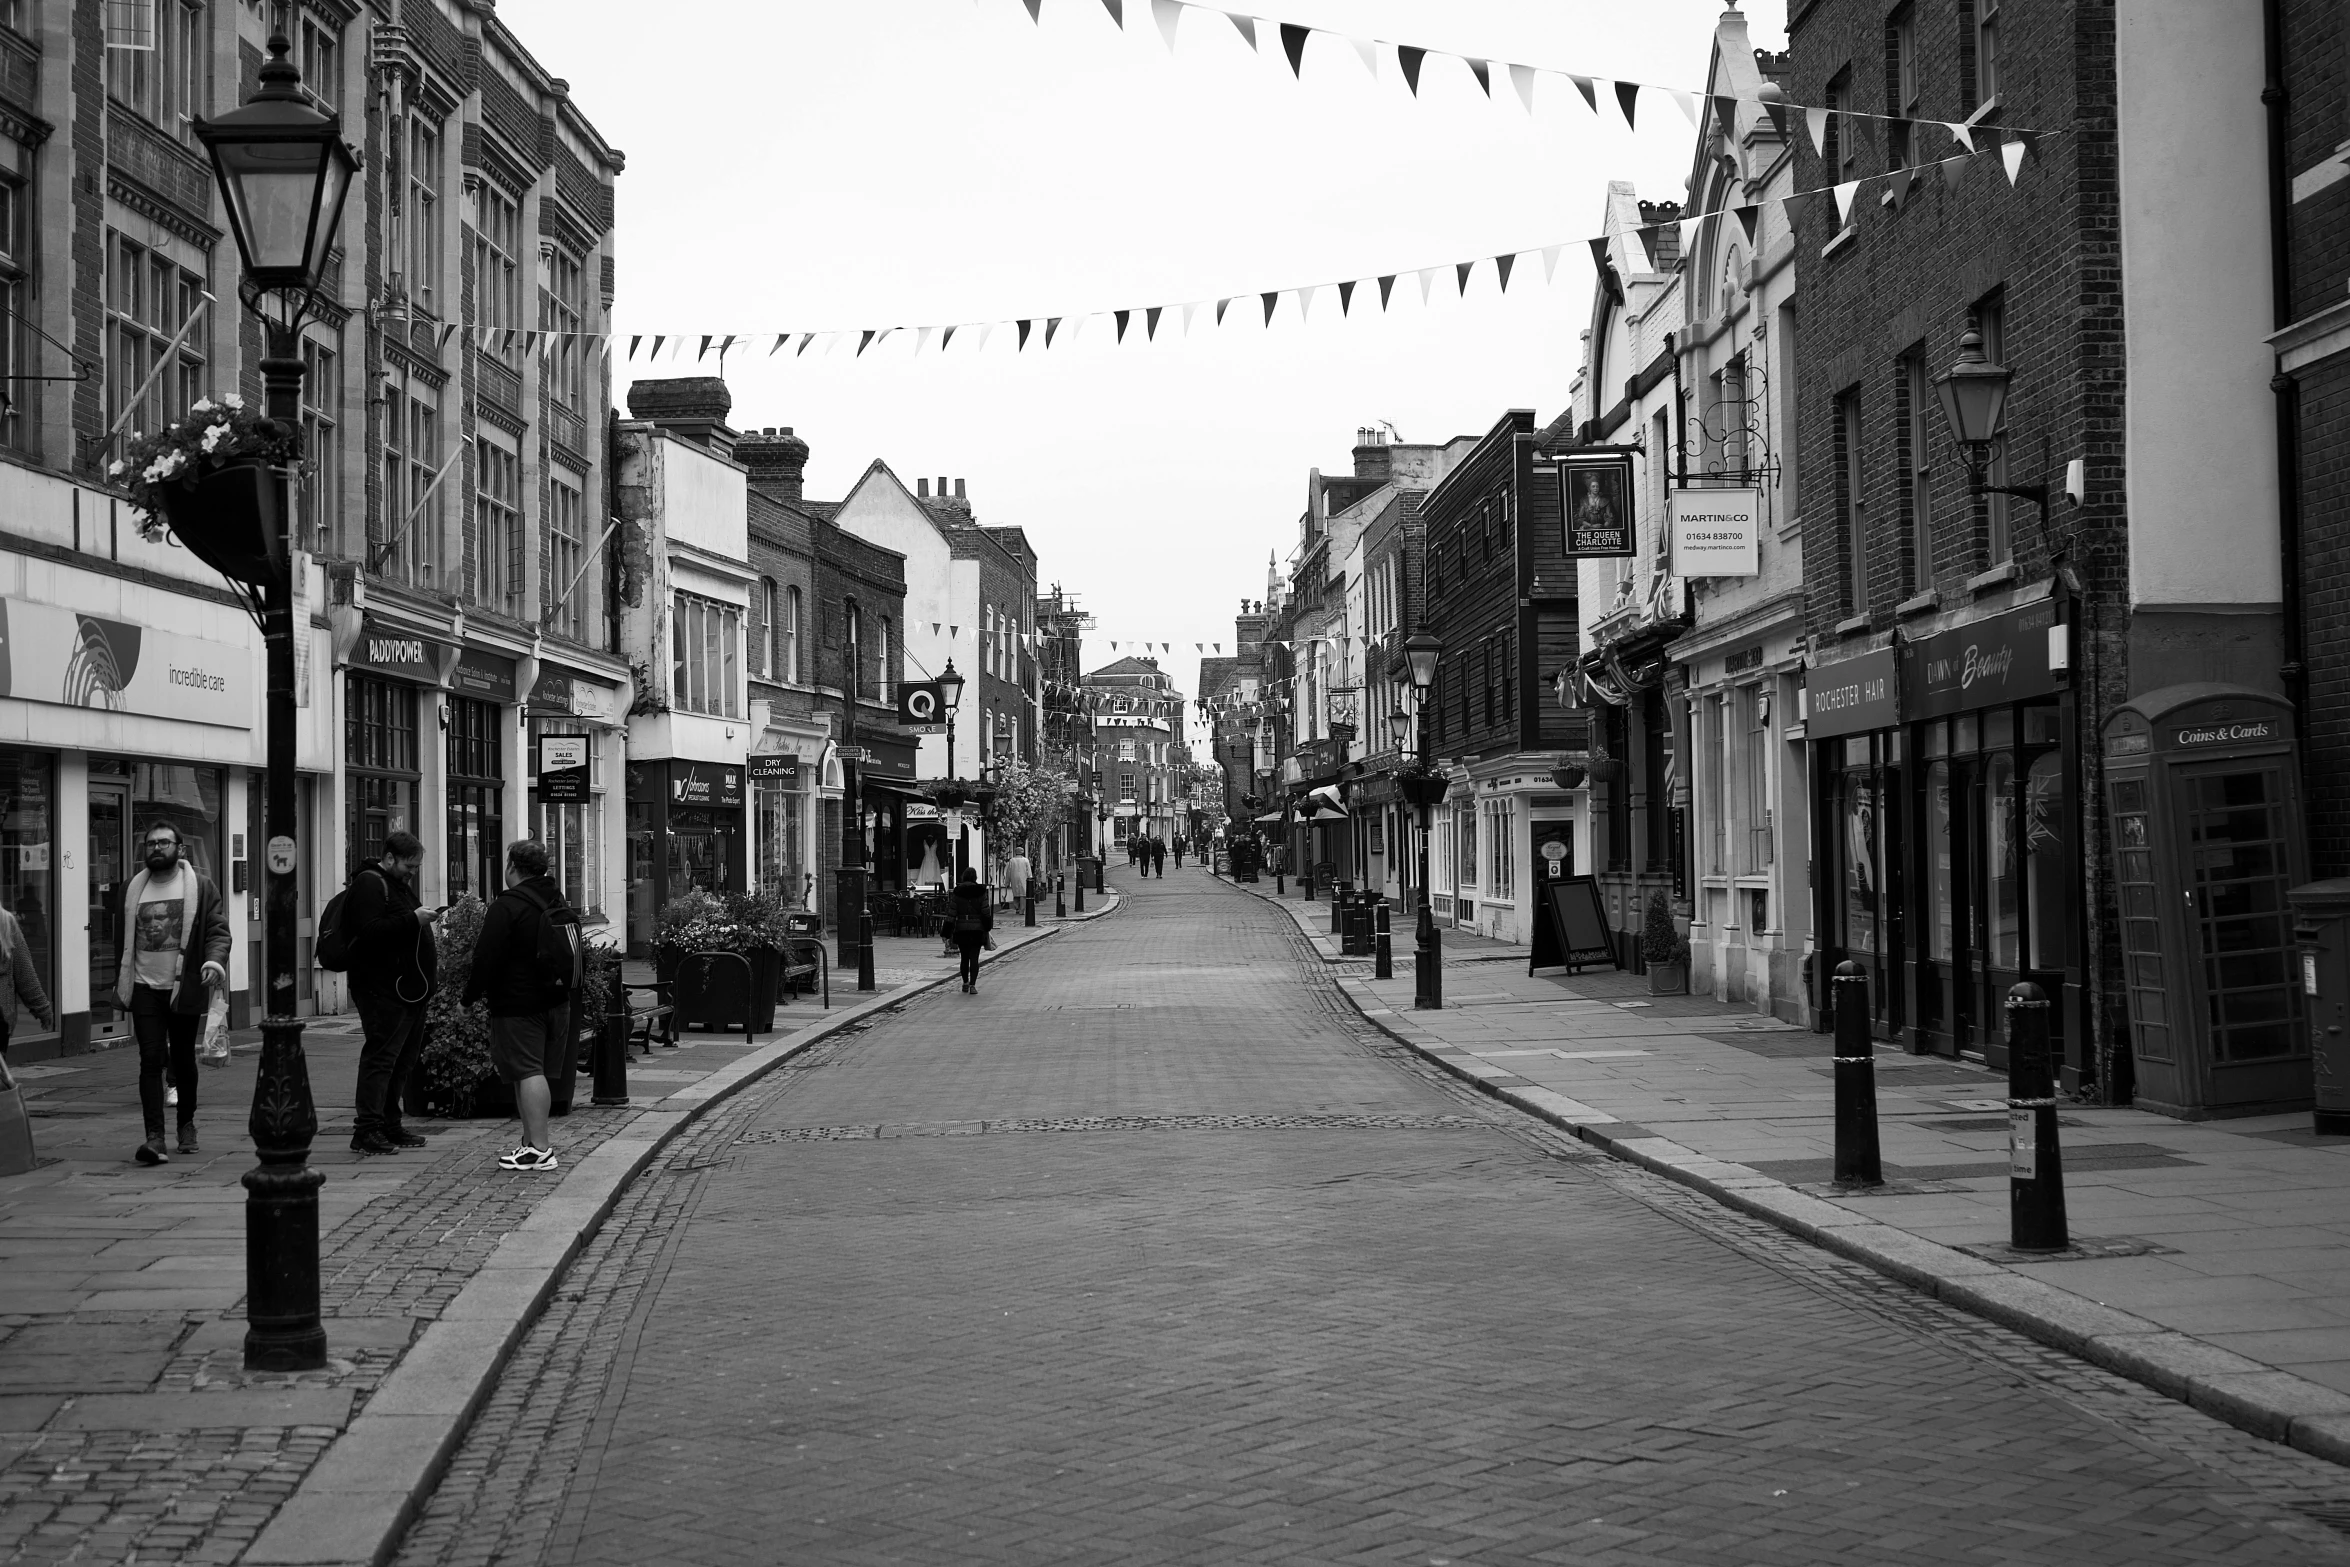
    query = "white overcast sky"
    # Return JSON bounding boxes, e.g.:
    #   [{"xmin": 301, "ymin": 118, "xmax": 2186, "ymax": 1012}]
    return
[{"xmin": 496, "ymin": 0, "xmax": 1788, "ymax": 752}]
